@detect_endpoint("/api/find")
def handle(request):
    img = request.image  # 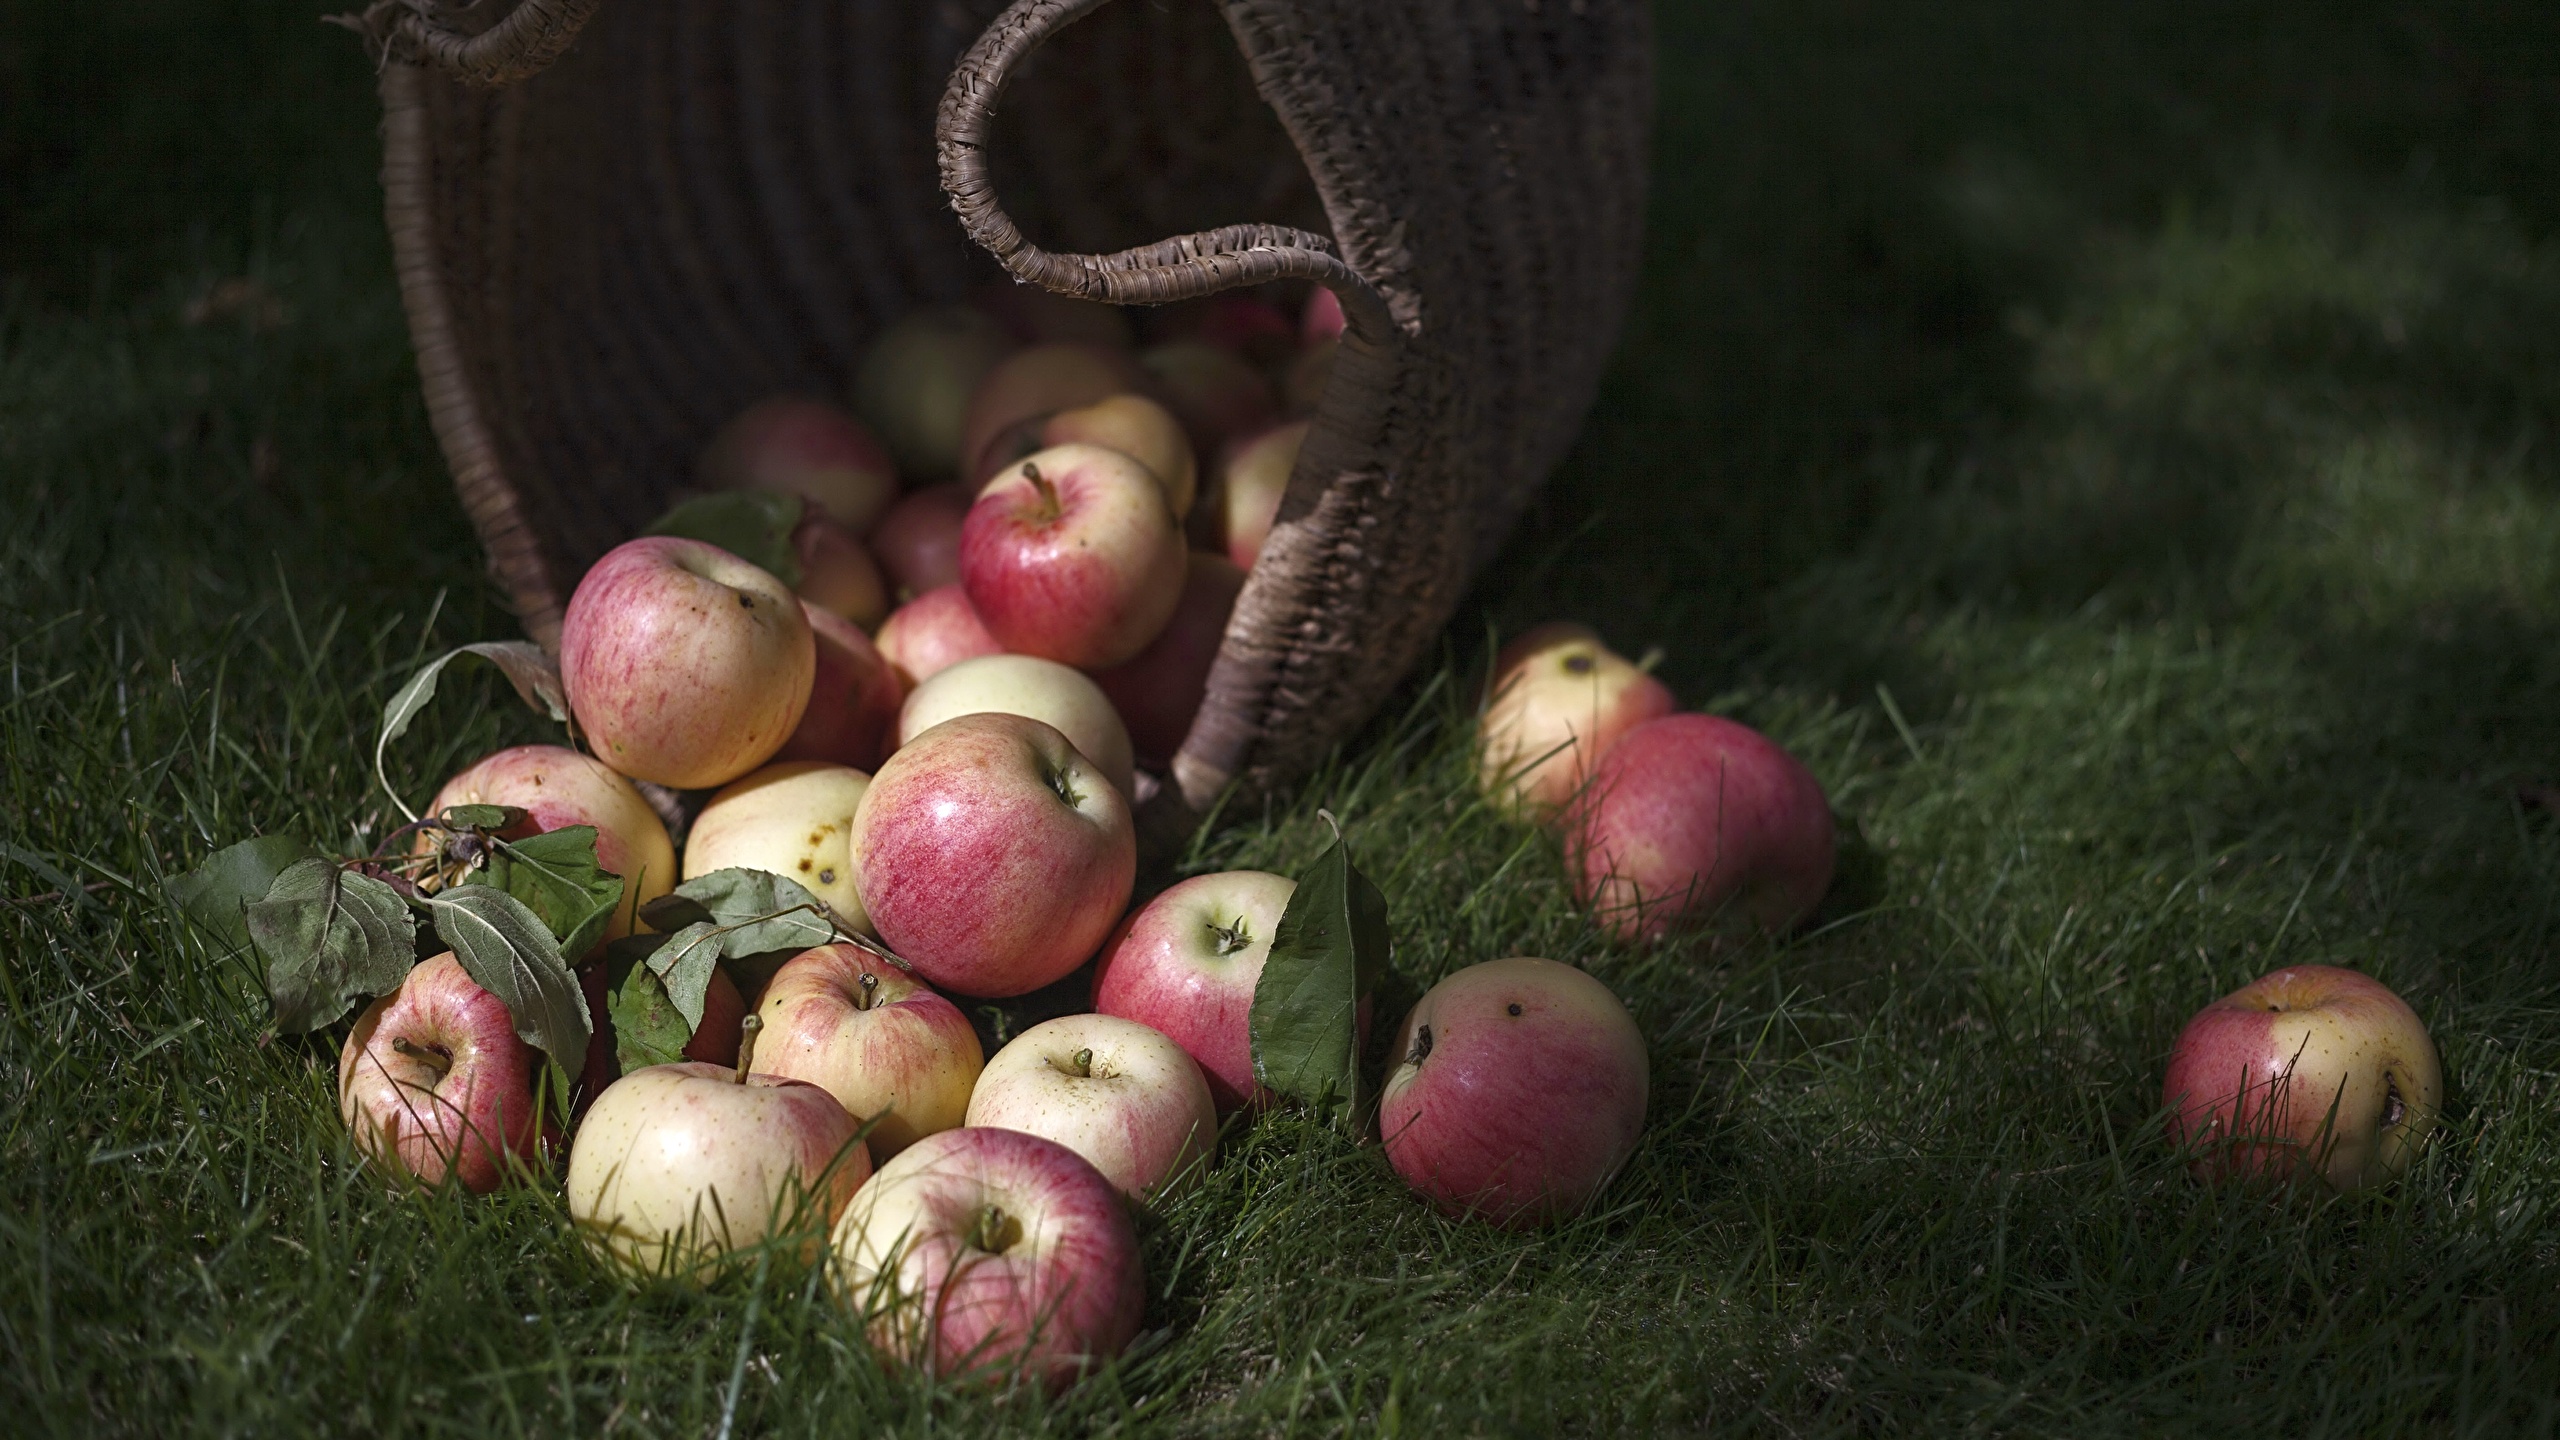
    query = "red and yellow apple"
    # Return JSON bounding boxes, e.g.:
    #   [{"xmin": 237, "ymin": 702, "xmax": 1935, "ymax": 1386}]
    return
[
  {"xmin": 791, "ymin": 511, "xmax": 890, "ymax": 629},
  {"xmin": 869, "ymin": 483, "xmax": 972, "ymax": 599},
  {"xmin": 426, "ymin": 744, "xmax": 676, "ymax": 941},
  {"xmin": 1091, "ymin": 869, "xmax": 1295, "ymax": 1114},
  {"xmin": 1036, "ymin": 392, "xmax": 1197, "ymax": 519},
  {"xmin": 898, "ymin": 653, "xmax": 1137, "ymax": 800},
  {"xmin": 752, "ymin": 942, "xmax": 983, "ymax": 1159},
  {"xmin": 960, "ymin": 444, "xmax": 1187, "ymax": 670},
  {"xmin": 338, "ymin": 952, "xmax": 542, "ymax": 1194},
  {"xmin": 699, "ymin": 396, "xmax": 898, "ymax": 534},
  {"xmin": 1091, "ymin": 553, "xmax": 1245, "ymax": 767},
  {"xmin": 957, "ymin": 343, "xmax": 1148, "ymax": 492},
  {"xmin": 682, "ymin": 760, "xmax": 874, "ymax": 933},
  {"xmin": 774, "ymin": 601, "xmax": 904, "ymax": 774},
  {"xmin": 1206, "ymin": 421, "xmax": 1304, "ymax": 570},
  {"xmin": 1477, "ymin": 623, "xmax": 1675, "ymax": 818},
  {"xmin": 966, "ymin": 1013, "xmax": 1217, "ymax": 1200},
  {"xmin": 874, "ymin": 583, "xmax": 1002, "ymax": 687}
]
